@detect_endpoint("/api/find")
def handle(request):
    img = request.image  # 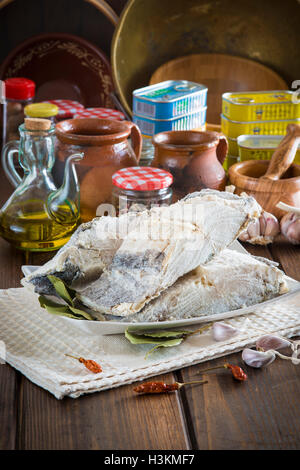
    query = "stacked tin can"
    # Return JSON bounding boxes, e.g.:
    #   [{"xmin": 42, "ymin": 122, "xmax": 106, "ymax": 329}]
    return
[
  {"xmin": 132, "ymin": 80, "xmax": 208, "ymax": 166},
  {"xmin": 221, "ymin": 90, "xmax": 300, "ymax": 169}
]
